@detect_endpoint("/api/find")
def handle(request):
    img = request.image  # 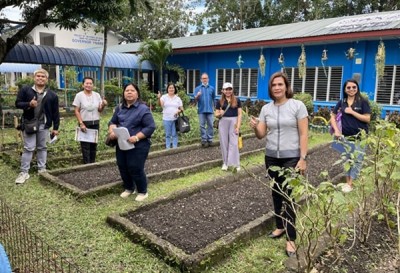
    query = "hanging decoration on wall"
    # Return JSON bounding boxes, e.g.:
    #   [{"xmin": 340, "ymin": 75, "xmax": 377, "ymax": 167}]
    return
[
  {"xmin": 375, "ymin": 40, "xmax": 385, "ymax": 81},
  {"xmin": 258, "ymin": 48, "xmax": 266, "ymax": 78},
  {"xmin": 278, "ymin": 52, "xmax": 285, "ymax": 69},
  {"xmin": 298, "ymin": 44, "xmax": 306, "ymax": 79},
  {"xmin": 345, "ymin": 47, "xmax": 357, "ymax": 59},
  {"xmin": 236, "ymin": 54, "xmax": 244, "ymax": 68},
  {"xmin": 321, "ymin": 49, "xmax": 328, "ymax": 77}
]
